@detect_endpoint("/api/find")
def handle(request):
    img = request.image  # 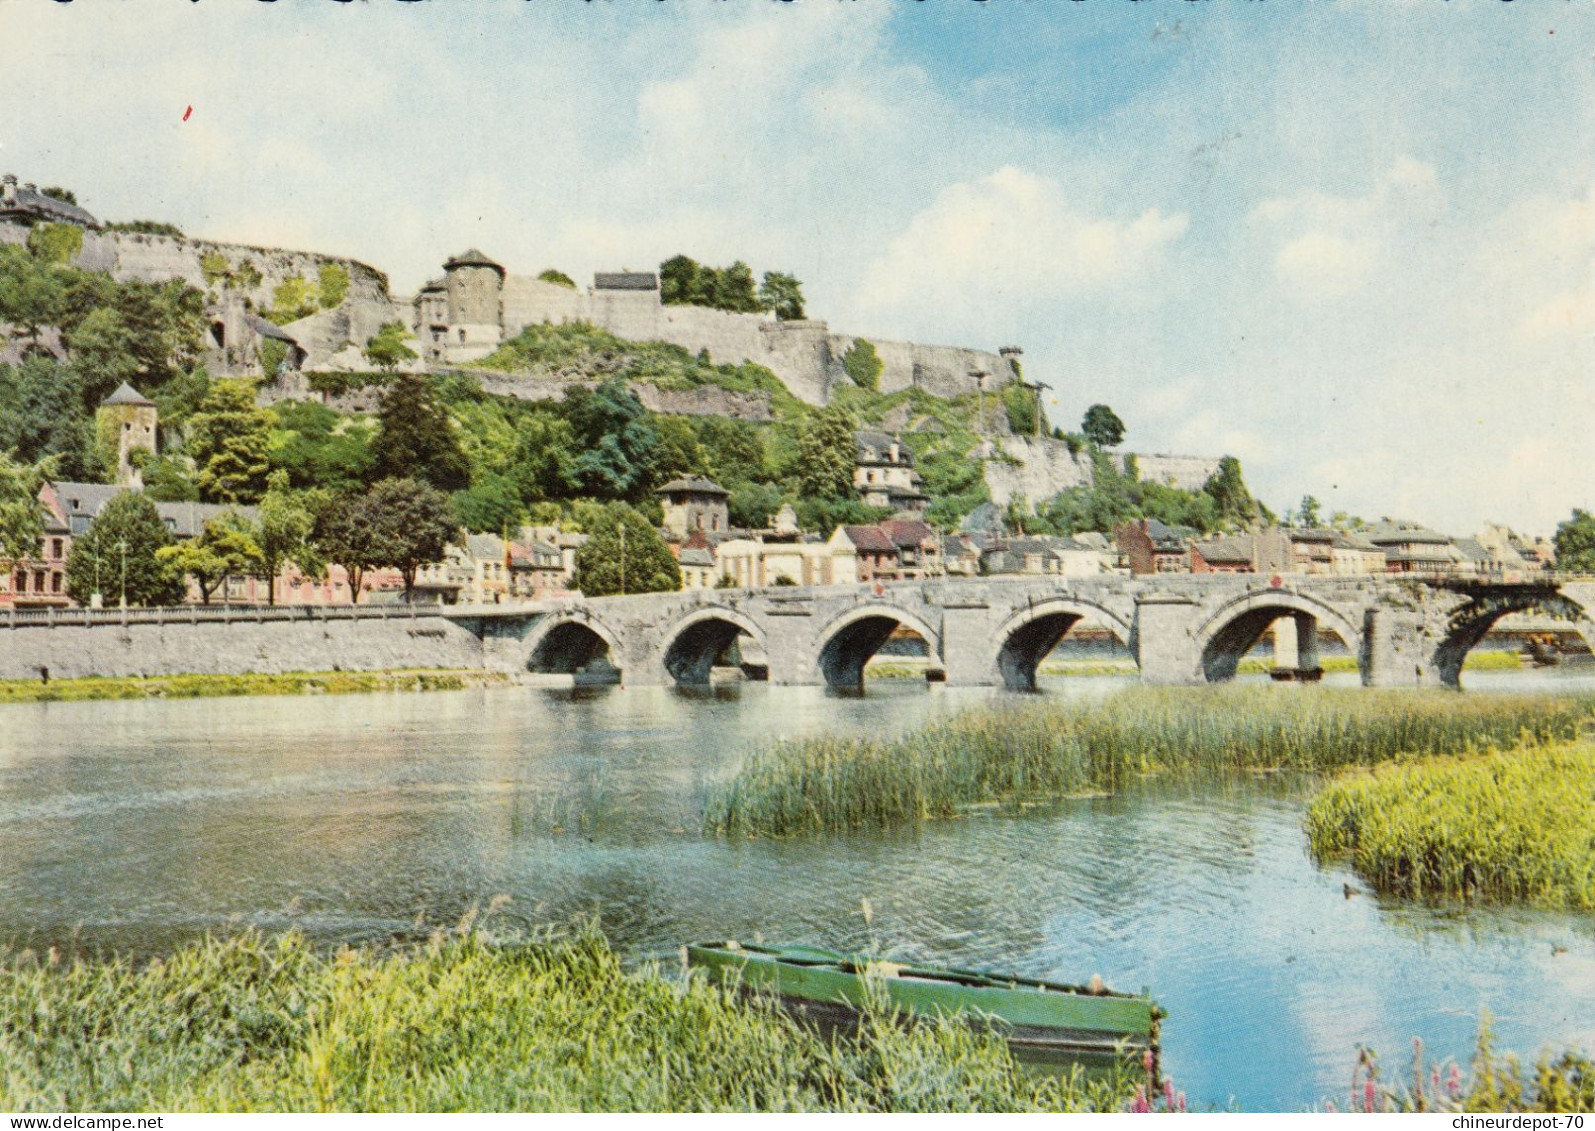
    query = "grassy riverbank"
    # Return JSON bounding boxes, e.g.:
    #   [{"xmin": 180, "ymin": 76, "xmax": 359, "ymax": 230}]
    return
[
  {"xmin": 0, "ymin": 929, "xmax": 1133, "ymax": 1113},
  {"xmin": 0, "ymin": 669, "xmax": 512, "ymax": 704},
  {"xmin": 1306, "ymin": 742, "xmax": 1595, "ymax": 910},
  {"xmin": 704, "ymin": 688, "xmax": 1593, "ymax": 837},
  {"xmin": 864, "ymin": 650, "xmax": 1528, "ymax": 680}
]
